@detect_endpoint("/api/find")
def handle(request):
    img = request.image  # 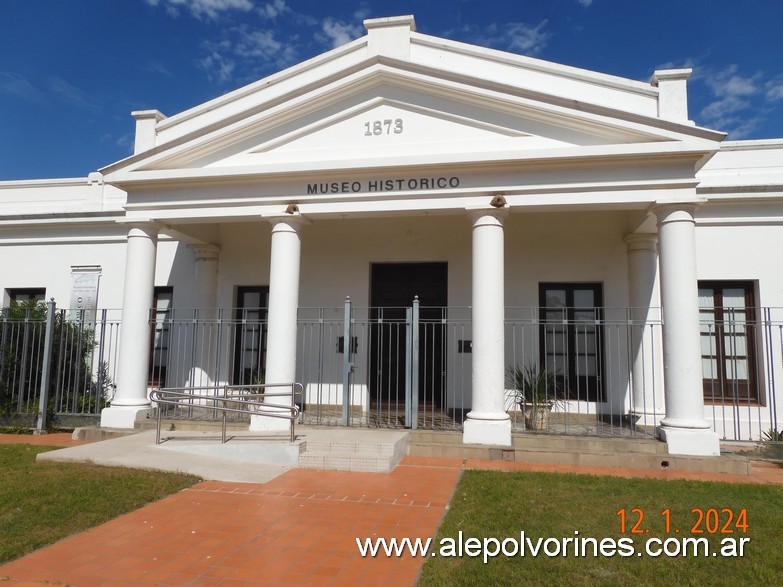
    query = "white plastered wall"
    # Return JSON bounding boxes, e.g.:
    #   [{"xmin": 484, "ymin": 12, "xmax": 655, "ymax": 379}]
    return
[
  {"xmin": 0, "ymin": 237, "xmax": 127, "ymax": 310},
  {"xmin": 204, "ymin": 210, "xmax": 635, "ymax": 415},
  {"xmin": 505, "ymin": 210, "xmax": 633, "ymax": 417}
]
